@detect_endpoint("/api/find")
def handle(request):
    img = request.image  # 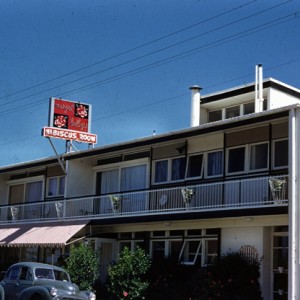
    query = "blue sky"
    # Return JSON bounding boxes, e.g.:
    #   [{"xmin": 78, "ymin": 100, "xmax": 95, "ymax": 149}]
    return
[{"xmin": 0, "ymin": 0, "xmax": 299, "ymax": 166}]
